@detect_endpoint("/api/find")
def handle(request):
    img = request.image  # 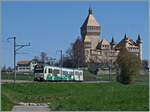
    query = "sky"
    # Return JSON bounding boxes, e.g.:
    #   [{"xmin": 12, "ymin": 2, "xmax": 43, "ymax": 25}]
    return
[{"xmin": 2, "ymin": 1, "xmax": 148, "ymax": 67}]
